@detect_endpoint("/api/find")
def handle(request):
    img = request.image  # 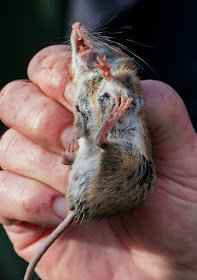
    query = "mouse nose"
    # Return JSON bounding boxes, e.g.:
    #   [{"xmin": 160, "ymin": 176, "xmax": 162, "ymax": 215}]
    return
[{"xmin": 72, "ymin": 22, "xmax": 81, "ymax": 30}]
